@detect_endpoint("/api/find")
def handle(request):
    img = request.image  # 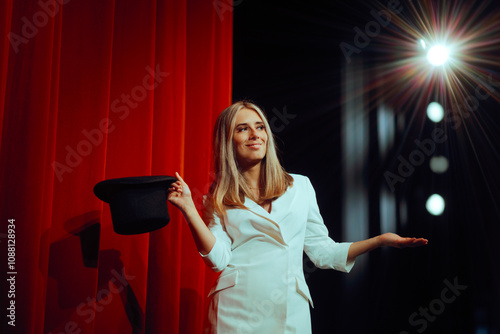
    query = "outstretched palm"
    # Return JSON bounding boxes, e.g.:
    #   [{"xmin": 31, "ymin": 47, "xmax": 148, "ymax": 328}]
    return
[{"xmin": 380, "ymin": 232, "xmax": 428, "ymax": 248}]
